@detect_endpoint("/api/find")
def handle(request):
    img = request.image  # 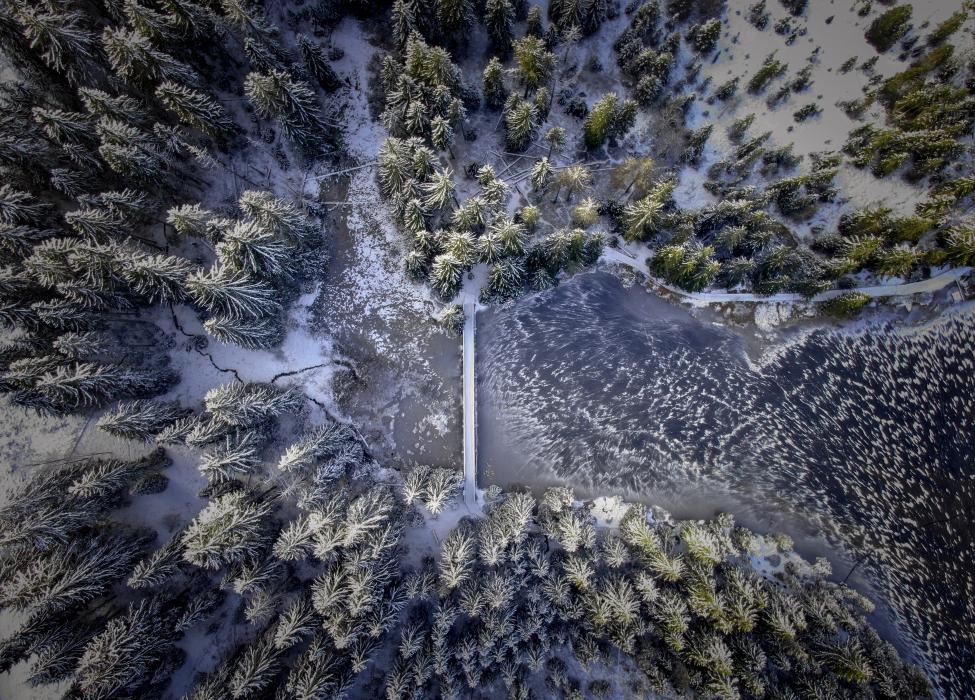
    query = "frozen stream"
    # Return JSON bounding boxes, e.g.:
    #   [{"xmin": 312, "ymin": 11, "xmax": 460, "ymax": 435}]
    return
[{"xmin": 478, "ymin": 271, "xmax": 974, "ymax": 697}]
